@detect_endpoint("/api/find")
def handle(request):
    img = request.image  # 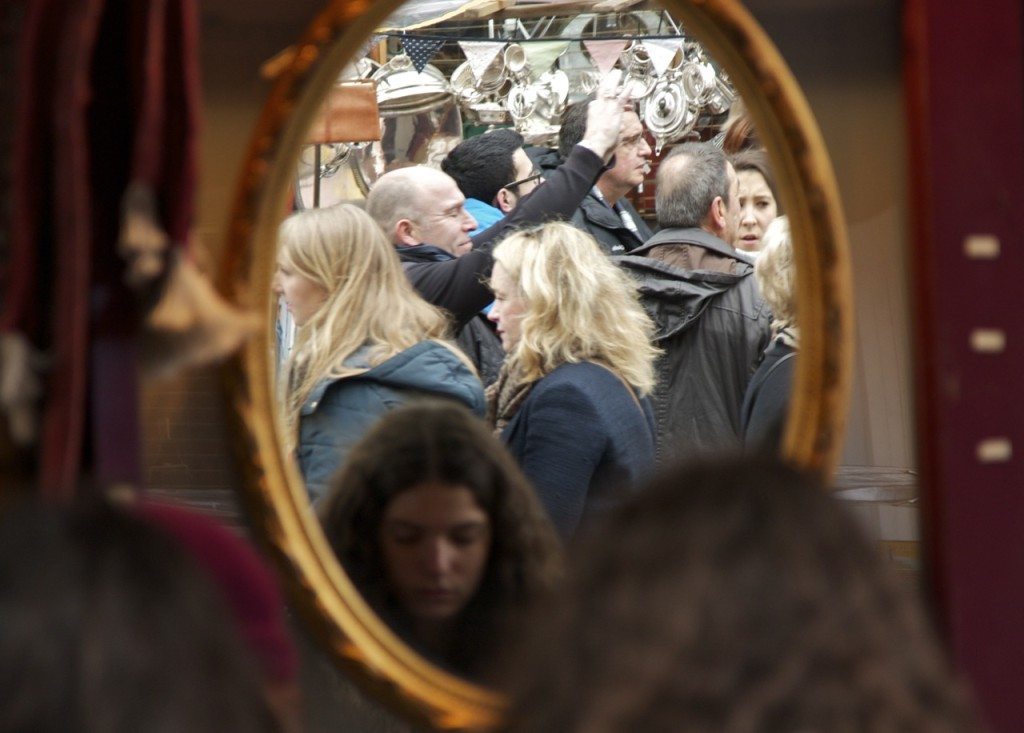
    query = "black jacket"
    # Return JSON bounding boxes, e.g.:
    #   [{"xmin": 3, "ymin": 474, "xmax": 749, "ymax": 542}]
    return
[
  {"xmin": 616, "ymin": 227, "xmax": 772, "ymax": 464},
  {"xmin": 400, "ymin": 144, "xmax": 607, "ymax": 331},
  {"xmin": 500, "ymin": 362, "xmax": 656, "ymax": 538},
  {"xmin": 741, "ymin": 337, "xmax": 796, "ymax": 455},
  {"xmin": 398, "ymin": 245, "xmax": 504, "ymax": 386},
  {"xmin": 454, "ymin": 314, "xmax": 504, "ymax": 387},
  {"xmin": 569, "ymin": 191, "xmax": 652, "ymax": 254}
]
